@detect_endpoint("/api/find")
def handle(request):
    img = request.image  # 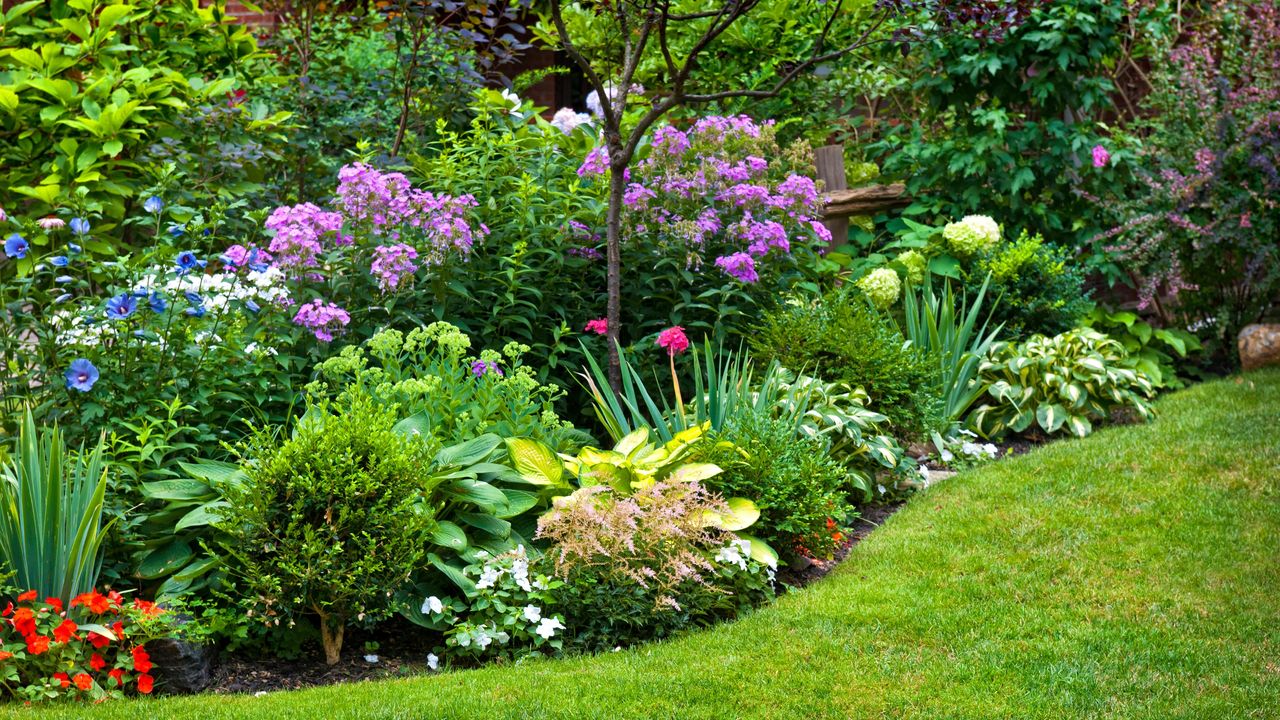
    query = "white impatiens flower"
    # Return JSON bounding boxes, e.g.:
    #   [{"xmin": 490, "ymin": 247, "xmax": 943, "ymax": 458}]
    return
[
  {"xmin": 714, "ymin": 539, "xmax": 750, "ymax": 571},
  {"xmin": 500, "ymin": 88, "xmax": 522, "ymax": 114},
  {"xmin": 475, "ymin": 565, "xmax": 501, "ymax": 590},
  {"xmin": 475, "ymin": 627, "xmax": 493, "ymax": 649},
  {"xmin": 426, "ymin": 653, "xmax": 439, "ymax": 671},
  {"xmin": 918, "ymin": 464, "xmax": 932, "ymax": 488},
  {"xmin": 421, "ymin": 596, "xmax": 444, "ymax": 615},
  {"xmin": 522, "ymin": 605, "xmax": 543, "ymax": 623},
  {"xmin": 363, "ymin": 654, "xmax": 379, "ymax": 663},
  {"xmin": 535, "ymin": 617, "xmax": 565, "ymax": 639},
  {"xmin": 983, "ymin": 443, "xmax": 999, "ymax": 457}
]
